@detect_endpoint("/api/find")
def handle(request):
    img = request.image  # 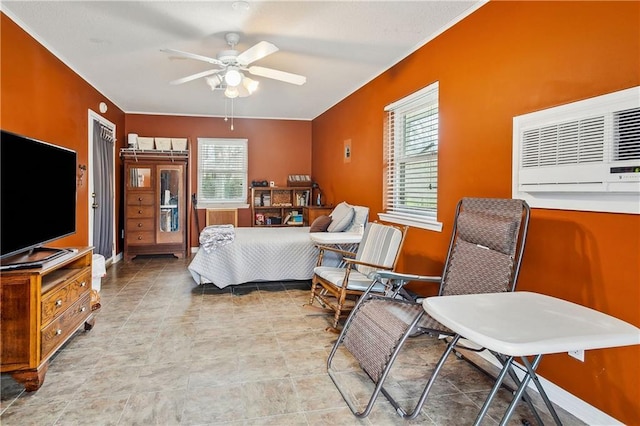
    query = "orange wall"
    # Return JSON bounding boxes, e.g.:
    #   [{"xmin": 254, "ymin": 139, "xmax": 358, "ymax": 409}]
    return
[
  {"xmin": 1, "ymin": 13, "xmax": 126, "ymax": 252},
  {"xmin": 2, "ymin": 3, "xmax": 639, "ymax": 421},
  {"xmin": 125, "ymin": 115, "xmax": 312, "ymax": 245},
  {"xmin": 312, "ymin": 1, "xmax": 639, "ymax": 423}
]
